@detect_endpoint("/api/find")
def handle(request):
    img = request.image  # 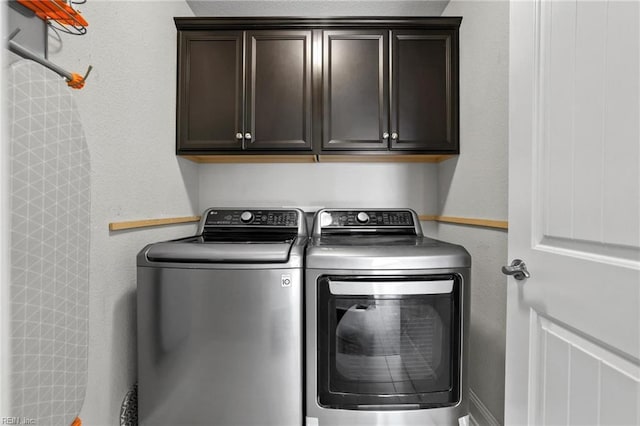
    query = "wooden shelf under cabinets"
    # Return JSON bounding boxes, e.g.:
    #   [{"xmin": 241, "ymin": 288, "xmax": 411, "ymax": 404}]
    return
[
  {"xmin": 179, "ymin": 154, "xmax": 455, "ymax": 164},
  {"xmin": 180, "ymin": 155, "xmax": 318, "ymax": 163},
  {"xmin": 317, "ymin": 154, "xmax": 455, "ymax": 163}
]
